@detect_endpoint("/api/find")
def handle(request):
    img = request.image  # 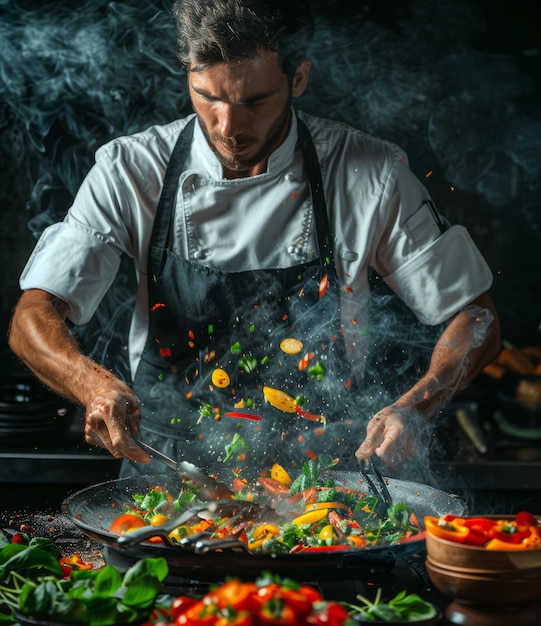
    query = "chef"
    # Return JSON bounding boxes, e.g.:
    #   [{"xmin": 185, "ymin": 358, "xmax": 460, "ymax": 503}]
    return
[{"xmin": 8, "ymin": 0, "xmax": 500, "ymax": 480}]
